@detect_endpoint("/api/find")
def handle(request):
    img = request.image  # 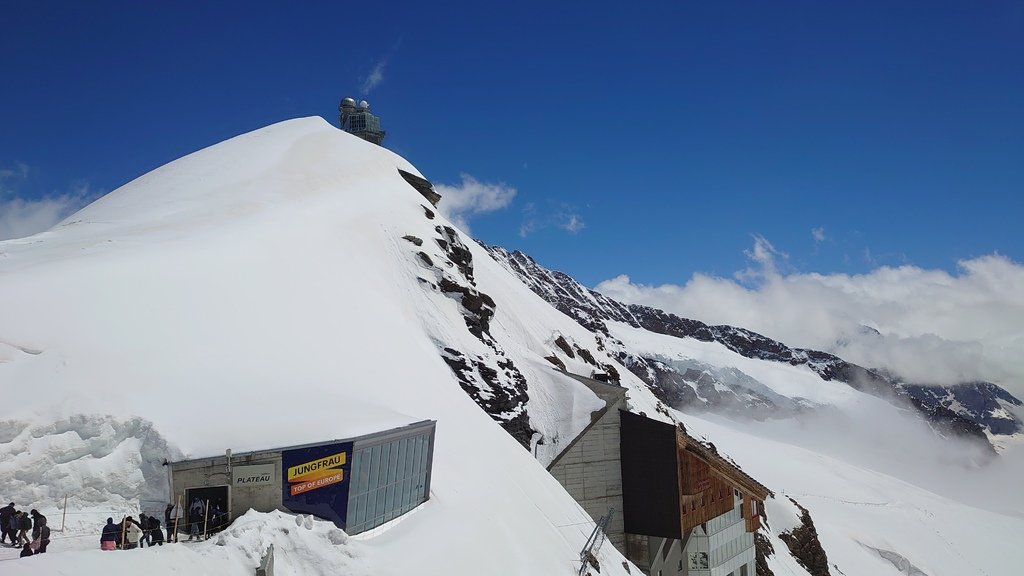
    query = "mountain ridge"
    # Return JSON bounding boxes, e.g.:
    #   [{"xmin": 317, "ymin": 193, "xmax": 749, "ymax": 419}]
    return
[{"xmin": 485, "ymin": 246, "xmax": 1022, "ymax": 450}]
